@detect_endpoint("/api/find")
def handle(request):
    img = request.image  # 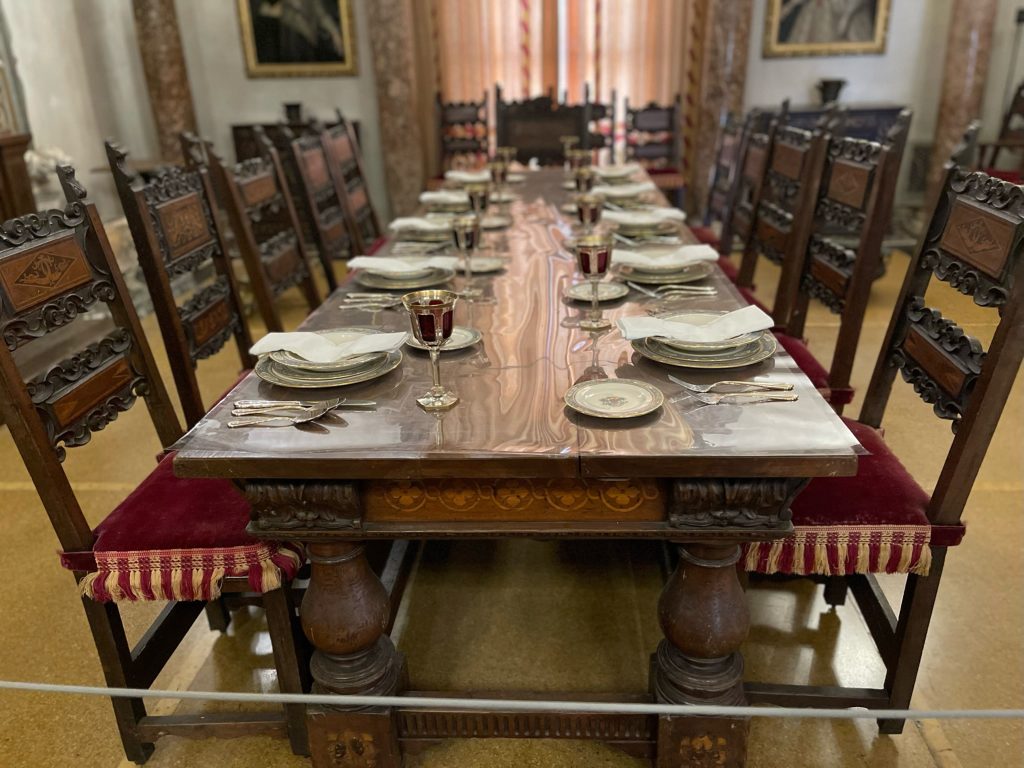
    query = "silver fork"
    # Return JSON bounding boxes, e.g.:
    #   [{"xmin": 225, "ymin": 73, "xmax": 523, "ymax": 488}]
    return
[
  {"xmin": 668, "ymin": 374, "xmax": 792, "ymax": 394},
  {"xmin": 228, "ymin": 402, "xmax": 340, "ymax": 428},
  {"xmin": 653, "ymin": 284, "xmax": 717, "ymax": 294},
  {"xmin": 232, "ymin": 397, "xmax": 376, "ymax": 415},
  {"xmin": 680, "ymin": 391, "xmax": 798, "ymax": 406}
]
